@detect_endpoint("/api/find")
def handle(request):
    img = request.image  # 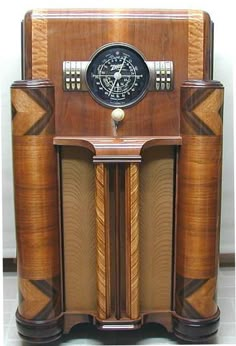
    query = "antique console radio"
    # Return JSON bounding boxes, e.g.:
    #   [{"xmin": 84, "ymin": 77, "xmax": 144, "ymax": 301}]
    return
[{"xmin": 11, "ymin": 9, "xmax": 224, "ymax": 343}]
